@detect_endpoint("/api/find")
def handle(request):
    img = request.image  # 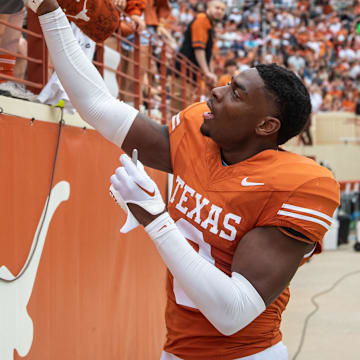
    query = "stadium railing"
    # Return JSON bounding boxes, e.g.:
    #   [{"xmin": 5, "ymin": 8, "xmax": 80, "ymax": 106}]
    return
[{"xmin": 0, "ymin": 10, "xmax": 208, "ymax": 125}]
